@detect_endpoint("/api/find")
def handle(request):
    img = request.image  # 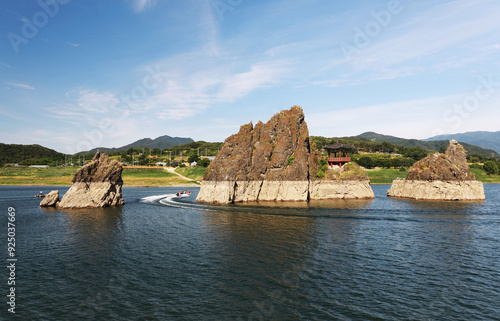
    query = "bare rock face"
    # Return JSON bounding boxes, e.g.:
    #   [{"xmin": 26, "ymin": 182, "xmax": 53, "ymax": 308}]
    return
[
  {"xmin": 204, "ymin": 106, "xmax": 310, "ymax": 182},
  {"xmin": 387, "ymin": 140, "xmax": 485, "ymax": 200},
  {"xmin": 406, "ymin": 140, "xmax": 475, "ymax": 181},
  {"xmin": 197, "ymin": 106, "xmax": 374, "ymax": 203},
  {"xmin": 309, "ymin": 163, "xmax": 374, "ymax": 199},
  {"xmin": 40, "ymin": 190, "xmax": 60, "ymax": 207},
  {"xmin": 58, "ymin": 152, "xmax": 124, "ymax": 208}
]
